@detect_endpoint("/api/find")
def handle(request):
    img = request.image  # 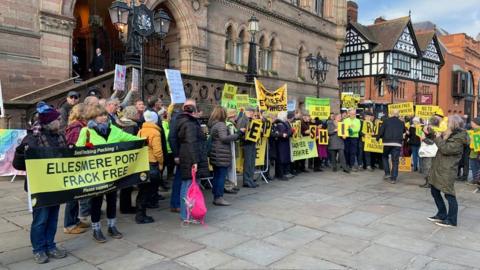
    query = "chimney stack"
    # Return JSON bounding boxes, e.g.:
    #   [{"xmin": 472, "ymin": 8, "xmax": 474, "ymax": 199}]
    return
[
  {"xmin": 374, "ymin": 16, "xmax": 387, "ymax": 24},
  {"xmin": 347, "ymin": 1, "xmax": 358, "ymax": 23}
]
